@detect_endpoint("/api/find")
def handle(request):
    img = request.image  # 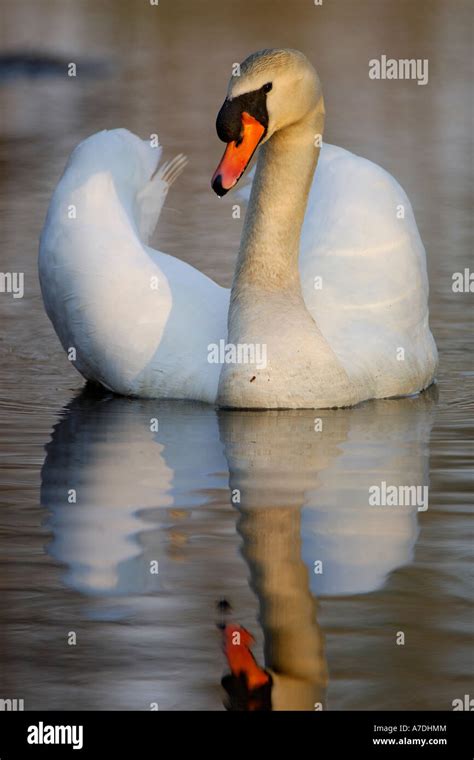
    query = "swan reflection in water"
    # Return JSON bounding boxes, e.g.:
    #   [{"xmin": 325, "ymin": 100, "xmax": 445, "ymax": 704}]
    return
[{"xmin": 40, "ymin": 386, "xmax": 436, "ymax": 710}]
